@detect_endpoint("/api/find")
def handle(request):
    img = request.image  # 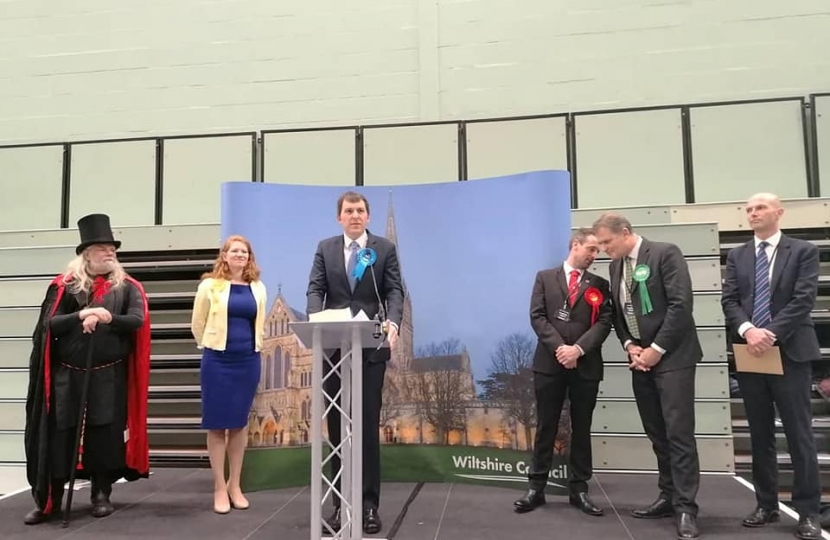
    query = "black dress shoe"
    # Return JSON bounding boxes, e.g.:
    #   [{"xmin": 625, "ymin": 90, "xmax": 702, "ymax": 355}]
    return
[
  {"xmin": 569, "ymin": 492, "xmax": 603, "ymax": 516},
  {"xmin": 324, "ymin": 507, "xmax": 341, "ymax": 532},
  {"xmin": 363, "ymin": 508, "xmax": 382, "ymax": 534},
  {"xmin": 513, "ymin": 488, "xmax": 546, "ymax": 513},
  {"xmin": 631, "ymin": 497, "xmax": 673, "ymax": 519},
  {"xmin": 741, "ymin": 506, "xmax": 780, "ymax": 527},
  {"xmin": 676, "ymin": 512, "xmax": 699, "ymax": 540},
  {"xmin": 24, "ymin": 485, "xmax": 64, "ymax": 525},
  {"xmin": 24, "ymin": 508, "xmax": 49, "ymax": 525},
  {"xmin": 91, "ymin": 492, "xmax": 114, "ymax": 518},
  {"xmin": 796, "ymin": 514, "xmax": 822, "ymax": 540}
]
